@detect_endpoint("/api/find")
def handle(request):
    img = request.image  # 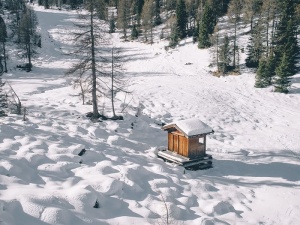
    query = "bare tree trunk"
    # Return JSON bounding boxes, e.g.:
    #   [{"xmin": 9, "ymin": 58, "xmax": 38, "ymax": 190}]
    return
[
  {"xmin": 90, "ymin": 0, "xmax": 99, "ymax": 118},
  {"xmin": 111, "ymin": 48, "xmax": 116, "ymax": 117},
  {"xmin": 233, "ymin": 20, "xmax": 237, "ymax": 68},
  {"xmin": 2, "ymin": 42, "xmax": 7, "ymax": 73},
  {"xmin": 79, "ymin": 80, "xmax": 85, "ymax": 105}
]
